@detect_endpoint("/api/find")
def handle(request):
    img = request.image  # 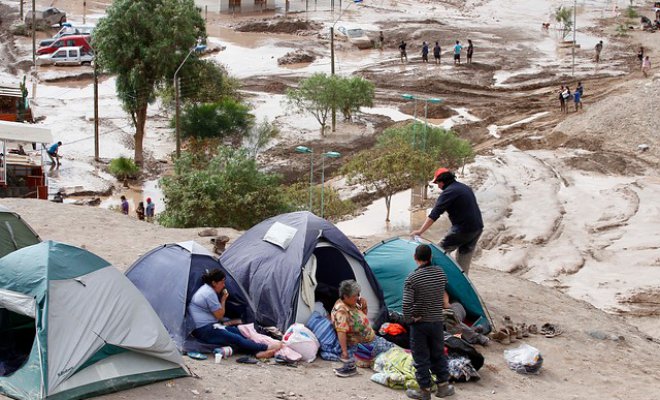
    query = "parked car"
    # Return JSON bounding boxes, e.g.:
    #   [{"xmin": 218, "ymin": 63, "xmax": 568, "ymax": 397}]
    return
[
  {"xmin": 37, "ymin": 46, "xmax": 94, "ymax": 66},
  {"xmin": 335, "ymin": 25, "xmax": 373, "ymax": 49},
  {"xmin": 39, "ymin": 24, "xmax": 94, "ymax": 47},
  {"xmin": 37, "ymin": 35, "xmax": 92, "ymax": 56},
  {"xmin": 24, "ymin": 8, "xmax": 67, "ymax": 28}
]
